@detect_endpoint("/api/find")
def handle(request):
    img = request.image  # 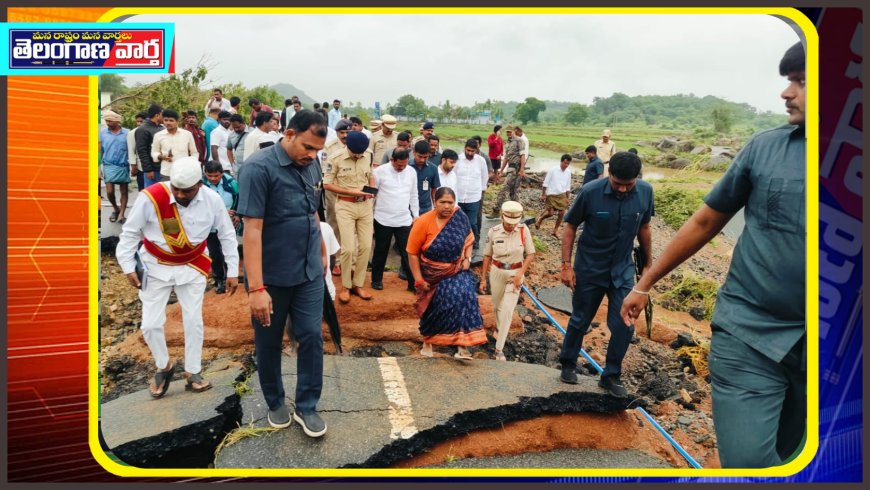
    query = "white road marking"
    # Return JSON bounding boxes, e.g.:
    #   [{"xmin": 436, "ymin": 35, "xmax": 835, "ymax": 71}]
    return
[{"xmin": 376, "ymin": 357, "xmax": 418, "ymax": 440}]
